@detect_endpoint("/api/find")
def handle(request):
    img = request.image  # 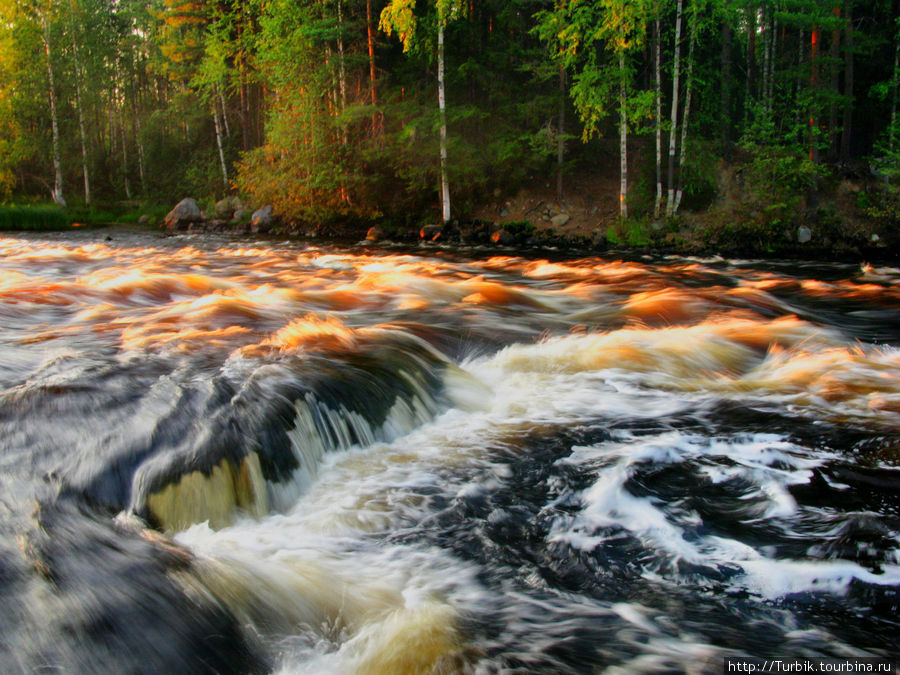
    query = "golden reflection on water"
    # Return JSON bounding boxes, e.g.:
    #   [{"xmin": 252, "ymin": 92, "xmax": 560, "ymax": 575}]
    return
[{"xmin": 1, "ymin": 237, "xmax": 898, "ymax": 427}]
